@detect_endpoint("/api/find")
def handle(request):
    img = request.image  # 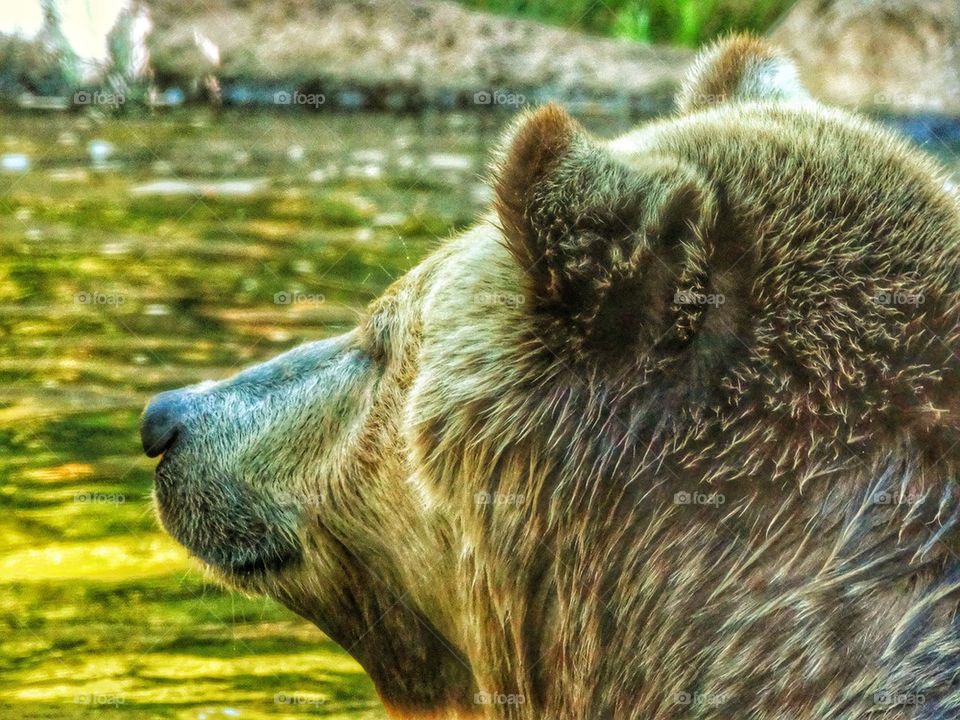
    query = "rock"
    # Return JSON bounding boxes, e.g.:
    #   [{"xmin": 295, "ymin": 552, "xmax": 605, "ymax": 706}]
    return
[
  {"xmin": 1, "ymin": 0, "xmax": 691, "ymax": 111},
  {"xmin": 770, "ymin": 0, "xmax": 960, "ymax": 115},
  {"xmin": 144, "ymin": 0, "xmax": 691, "ymax": 108}
]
